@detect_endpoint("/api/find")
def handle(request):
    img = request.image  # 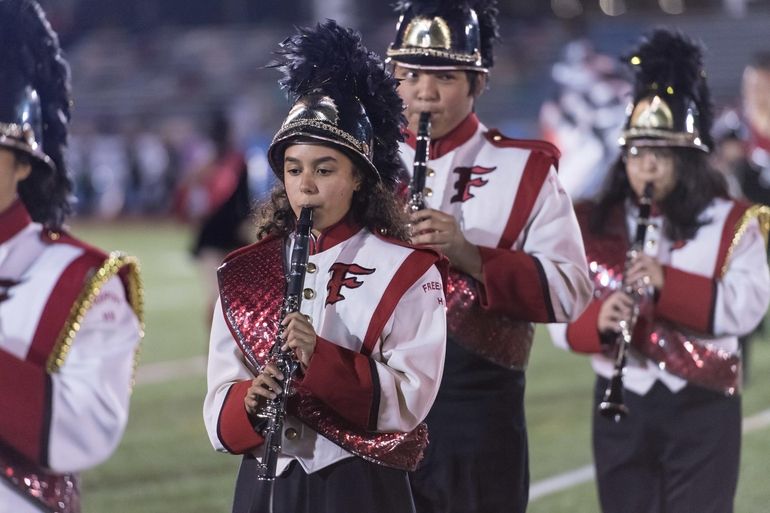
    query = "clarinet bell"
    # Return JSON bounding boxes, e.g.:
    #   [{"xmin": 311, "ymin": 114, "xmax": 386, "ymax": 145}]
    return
[{"xmin": 598, "ymin": 375, "xmax": 629, "ymax": 422}]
